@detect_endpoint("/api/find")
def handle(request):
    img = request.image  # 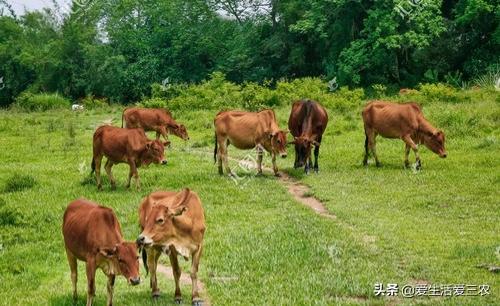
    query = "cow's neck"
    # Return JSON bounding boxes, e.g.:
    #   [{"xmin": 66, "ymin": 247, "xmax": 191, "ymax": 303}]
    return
[
  {"xmin": 416, "ymin": 117, "xmax": 437, "ymax": 142},
  {"xmin": 300, "ymin": 114, "xmax": 315, "ymax": 139}
]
